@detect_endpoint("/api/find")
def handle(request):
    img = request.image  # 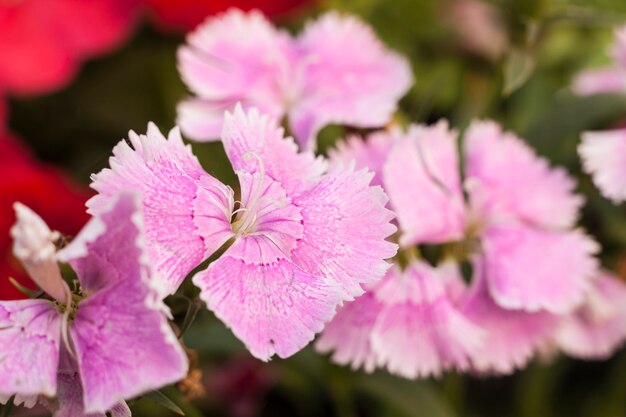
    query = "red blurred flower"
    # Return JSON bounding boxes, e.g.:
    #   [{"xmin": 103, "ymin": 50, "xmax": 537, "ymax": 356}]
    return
[
  {"xmin": 0, "ymin": 134, "xmax": 91, "ymax": 300},
  {"xmin": 0, "ymin": 0, "xmax": 140, "ymax": 96},
  {"xmin": 146, "ymin": 0, "xmax": 315, "ymax": 32}
]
